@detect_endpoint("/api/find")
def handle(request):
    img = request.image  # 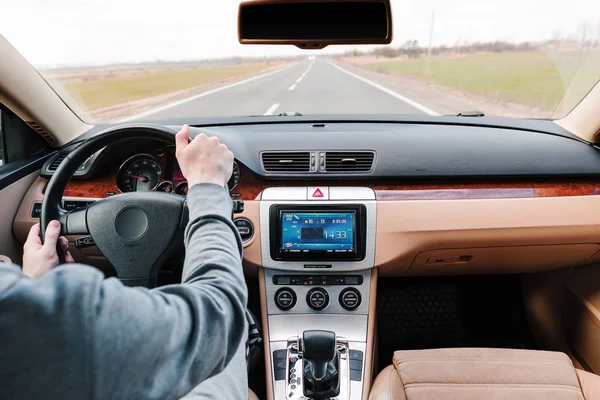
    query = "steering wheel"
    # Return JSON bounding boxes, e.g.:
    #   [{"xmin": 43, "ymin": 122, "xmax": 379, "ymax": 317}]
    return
[{"xmin": 41, "ymin": 124, "xmax": 188, "ymax": 288}]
